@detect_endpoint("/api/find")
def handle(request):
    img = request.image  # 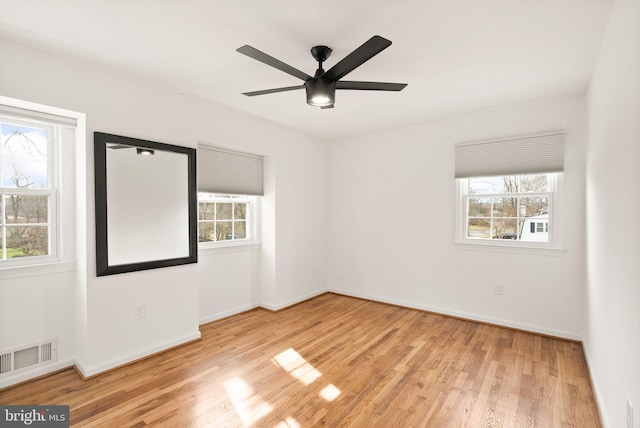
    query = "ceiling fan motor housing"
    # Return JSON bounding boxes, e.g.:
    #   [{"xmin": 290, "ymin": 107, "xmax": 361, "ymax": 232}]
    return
[{"xmin": 305, "ymin": 78, "xmax": 336, "ymax": 107}]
